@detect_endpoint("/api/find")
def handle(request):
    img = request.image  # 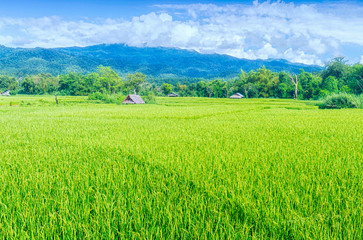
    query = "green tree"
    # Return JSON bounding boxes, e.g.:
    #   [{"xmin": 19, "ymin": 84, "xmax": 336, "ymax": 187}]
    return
[
  {"xmin": 243, "ymin": 83, "xmax": 259, "ymax": 98},
  {"xmin": 210, "ymin": 79, "xmax": 224, "ymax": 98},
  {"xmin": 125, "ymin": 72, "xmax": 146, "ymax": 94},
  {"xmin": 95, "ymin": 66, "xmax": 123, "ymax": 94},
  {"xmin": 21, "ymin": 73, "xmax": 58, "ymax": 94},
  {"xmin": 20, "ymin": 77, "xmax": 36, "ymax": 94},
  {"xmin": 322, "ymin": 76, "xmax": 338, "ymax": 93},
  {"xmin": 178, "ymin": 84, "xmax": 190, "ymax": 96},
  {"xmin": 196, "ymin": 81, "xmax": 208, "ymax": 97},
  {"xmin": 321, "ymin": 57, "xmax": 349, "ymax": 90},
  {"xmin": 0, "ymin": 75, "xmax": 19, "ymax": 92},
  {"xmin": 247, "ymin": 67, "xmax": 278, "ymax": 98},
  {"xmin": 161, "ymin": 83, "xmax": 173, "ymax": 95},
  {"xmin": 346, "ymin": 63, "xmax": 363, "ymax": 94},
  {"xmin": 59, "ymin": 72, "xmax": 87, "ymax": 95}
]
